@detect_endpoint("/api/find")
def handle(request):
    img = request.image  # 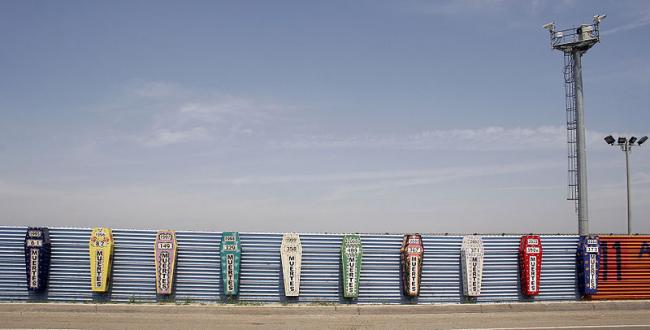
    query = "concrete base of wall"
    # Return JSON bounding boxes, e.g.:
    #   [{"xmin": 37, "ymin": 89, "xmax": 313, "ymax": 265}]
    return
[
  {"xmin": 2, "ymin": 300, "xmax": 649, "ymax": 315},
  {"xmin": 3, "ymin": 301, "xmax": 650, "ymax": 329}
]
